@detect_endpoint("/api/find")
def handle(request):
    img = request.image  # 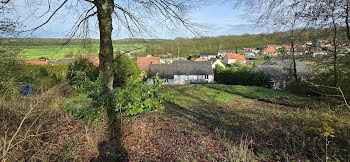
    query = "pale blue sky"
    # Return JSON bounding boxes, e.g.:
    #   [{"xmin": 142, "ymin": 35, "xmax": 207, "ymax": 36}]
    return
[{"xmin": 5, "ymin": 1, "xmax": 263, "ymax": 39}]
